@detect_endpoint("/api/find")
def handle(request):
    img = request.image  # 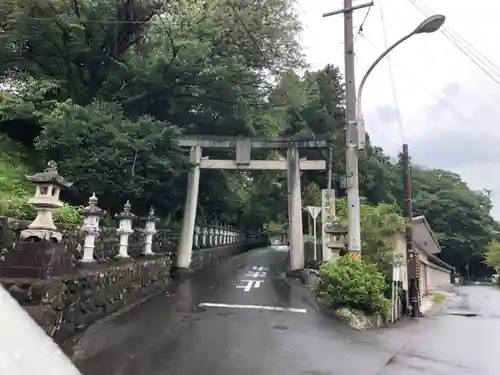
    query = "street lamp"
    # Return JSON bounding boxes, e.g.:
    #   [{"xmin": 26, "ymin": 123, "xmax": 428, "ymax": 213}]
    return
[{"xmin": 356, "ymin": 14, "xmax": 446, "ymax": 148}]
